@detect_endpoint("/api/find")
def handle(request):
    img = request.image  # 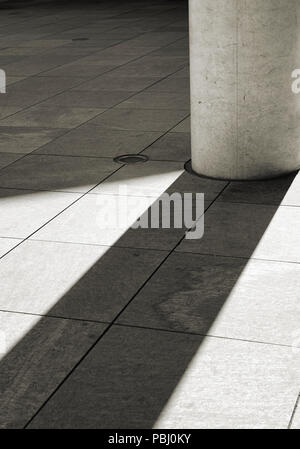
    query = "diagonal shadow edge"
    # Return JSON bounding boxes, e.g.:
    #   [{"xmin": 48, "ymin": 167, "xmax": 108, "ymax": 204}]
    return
[{"xmin": 0, "ymin": 168, "xmax": 298, "ymax": 428}]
